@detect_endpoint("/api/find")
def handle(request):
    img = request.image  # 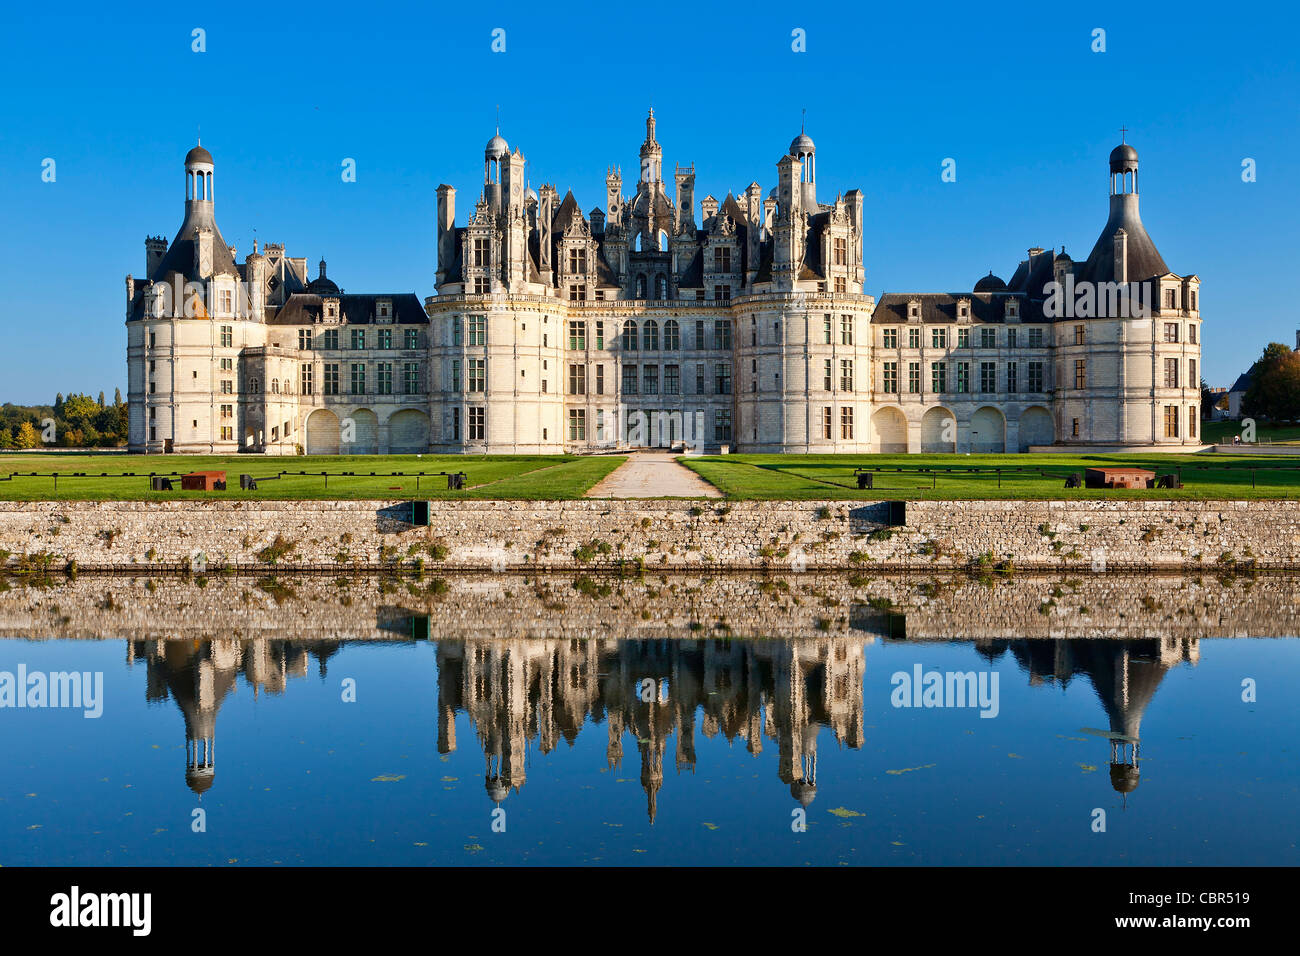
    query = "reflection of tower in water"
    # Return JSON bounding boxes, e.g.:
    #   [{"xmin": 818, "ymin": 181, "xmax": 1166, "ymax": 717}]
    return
[
  {"xmin": 129, "ymin": 637, "xmax": 339, "ymax": 795},
  {"xmin": 434, "ymin": 636, "xmax": 866, "ymax": 820},
  {"xmin": 1009, "ymin": 637, "xmax": 1198, "ymax": 800}
]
